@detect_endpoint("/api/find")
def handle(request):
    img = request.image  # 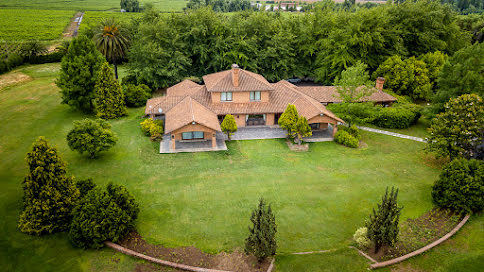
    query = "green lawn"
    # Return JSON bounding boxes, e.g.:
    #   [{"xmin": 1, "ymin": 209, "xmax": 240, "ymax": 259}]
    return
[
  {"xmin": 0, "ymin": 9, "xmax": 75, "ymax": 41},
  {"xmin": 0, "ymin": 0, "xmax": 187, "ymax": 12},
  {"xmin": 0, "ymin": 63, "xmax": 482, "ymax": 271}
]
